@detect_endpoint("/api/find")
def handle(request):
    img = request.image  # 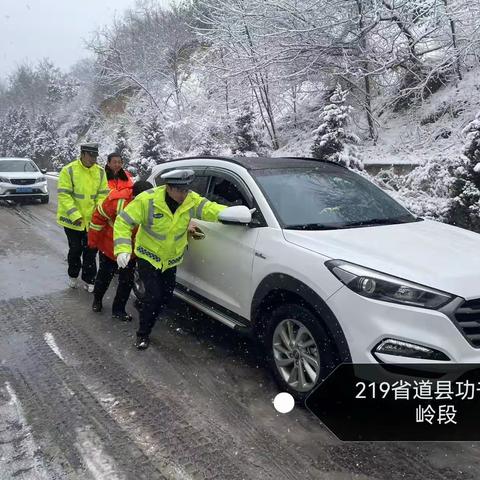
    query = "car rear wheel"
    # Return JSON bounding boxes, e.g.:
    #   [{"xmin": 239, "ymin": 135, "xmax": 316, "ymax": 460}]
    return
[{"xmin": 266, "ymin": 304, "xmax": 337, "ymax": 401}]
